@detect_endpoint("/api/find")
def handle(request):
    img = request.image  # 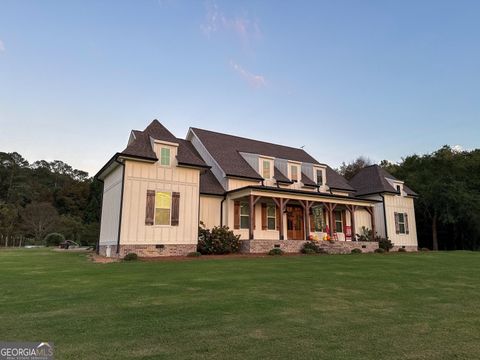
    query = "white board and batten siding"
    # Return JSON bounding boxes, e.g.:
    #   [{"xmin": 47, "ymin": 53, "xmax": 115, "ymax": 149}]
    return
[
  {"xmin": 199, "ymin": 195, "xmax": 222, "ymax": 229},
  {"xmin": 384, "ymin": 194, "xmax": 418, "ymax": 247},
  {"xmin": 99, "ymin": 165, "xmax": 123, "ymax": 246},
  {"xmin": 119, "ymin": 142, "xmax": 201, "ymax": 246}
]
